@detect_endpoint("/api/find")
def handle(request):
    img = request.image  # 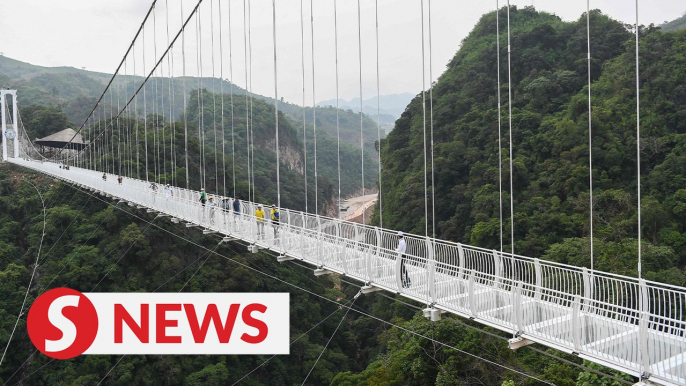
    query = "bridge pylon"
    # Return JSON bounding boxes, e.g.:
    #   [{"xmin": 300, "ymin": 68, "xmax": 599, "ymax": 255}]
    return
[{"xmin": 0, "ymin": 89, "xmax": 18, "ymax": 161}]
